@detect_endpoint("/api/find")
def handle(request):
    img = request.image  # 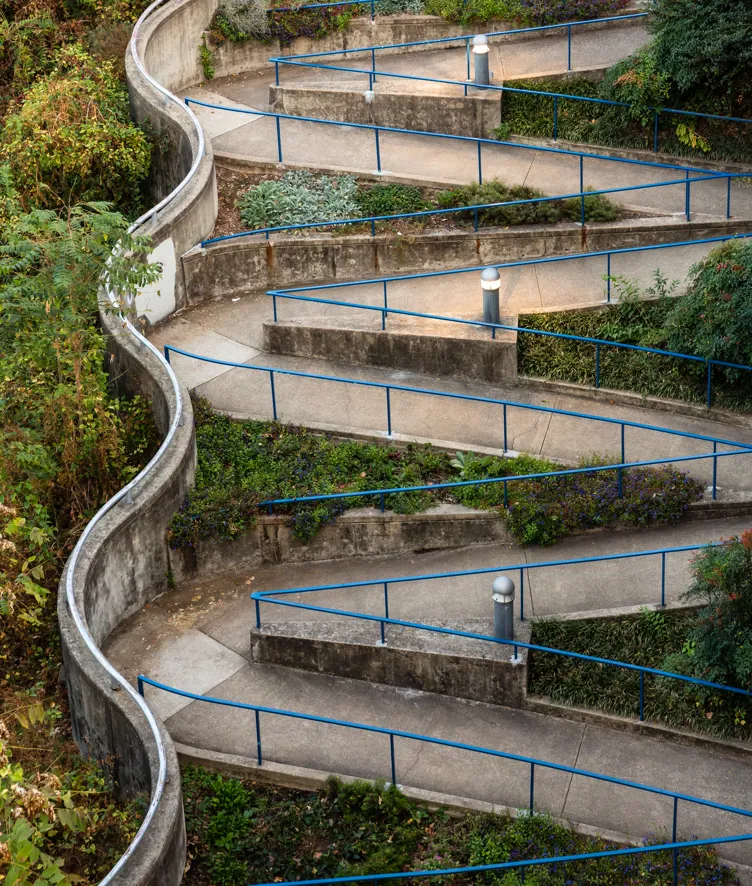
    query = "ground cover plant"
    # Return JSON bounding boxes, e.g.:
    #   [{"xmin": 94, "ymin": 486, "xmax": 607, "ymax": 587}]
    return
[
  {"xmin": 181, "ymin": 767, "xmax": 737, "ymax": 886},
  {"xmin": 517, "ymin": 241, "xmax": 752, "ymax": 412},
  {"xmin": 530, "ymin": 531, "xmax": 752, "ymax": 741},
  {"xmin": 167, "ymin": 397, "xmax": 702, "ymax": 548},
  {"xmin": 234, "ymin": 170, "xmax": 622, "ymax": 234}
]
